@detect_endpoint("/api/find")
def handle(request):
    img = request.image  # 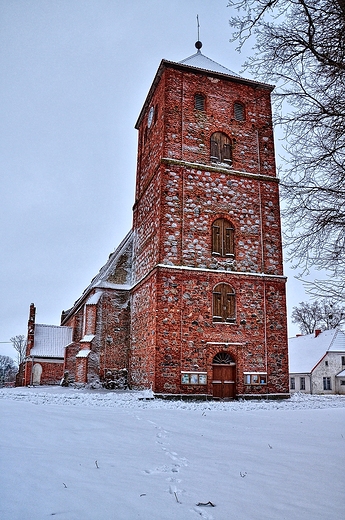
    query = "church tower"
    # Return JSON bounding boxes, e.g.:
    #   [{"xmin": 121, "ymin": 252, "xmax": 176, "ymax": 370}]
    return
[{"xmin": 129, "ymin": 44, "xmax": 289, "ymax": 398}]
